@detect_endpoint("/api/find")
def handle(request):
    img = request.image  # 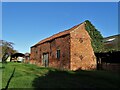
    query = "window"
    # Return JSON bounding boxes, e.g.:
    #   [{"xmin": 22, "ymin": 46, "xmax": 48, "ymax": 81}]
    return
[
  {"xmin": 56, "ymin": 50, "xmax": 60, "ymax": 59},
  {"xmin": 35, "ymin": 50, "xmax": 38, "ymax": 54}
]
